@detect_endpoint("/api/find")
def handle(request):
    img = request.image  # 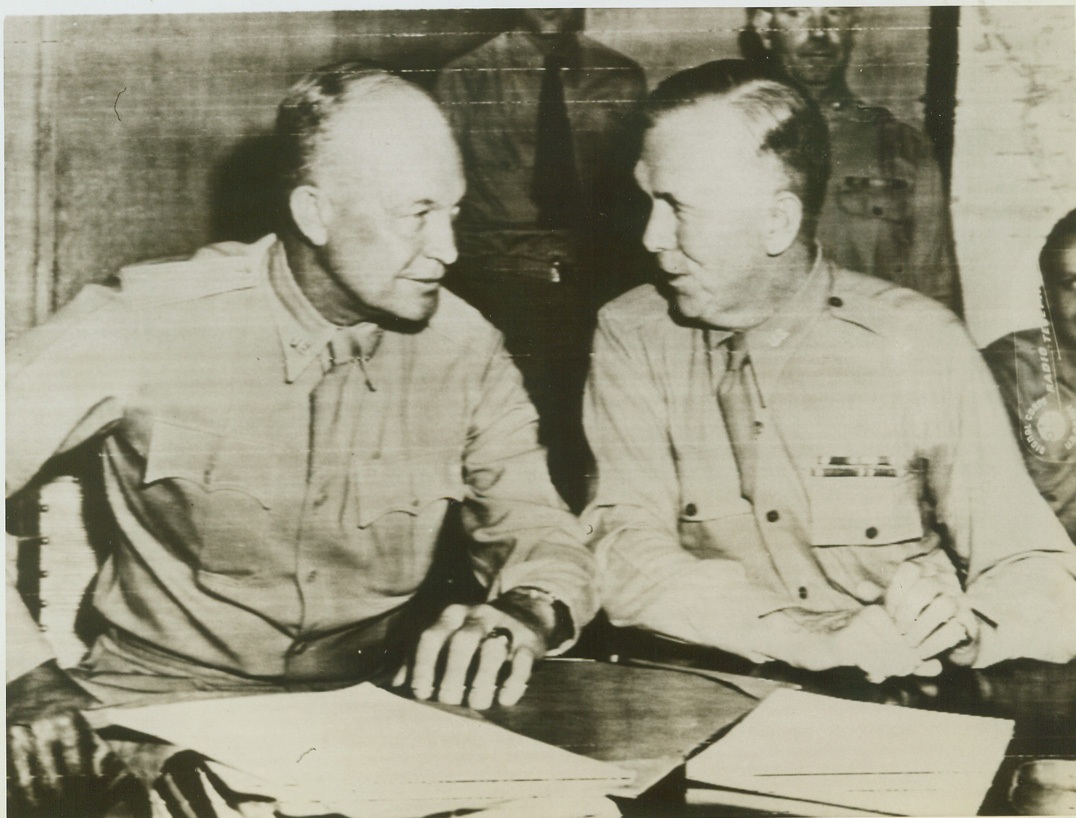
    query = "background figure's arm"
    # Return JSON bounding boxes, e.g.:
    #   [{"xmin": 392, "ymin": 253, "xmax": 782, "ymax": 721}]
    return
[
  {"xmin": 924, "ymin": 319, "xmax": 1076, "ymax": 665},
  {"xmin": 907, "ymin": 129, "xmax": 961, "ymax": 314}
]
